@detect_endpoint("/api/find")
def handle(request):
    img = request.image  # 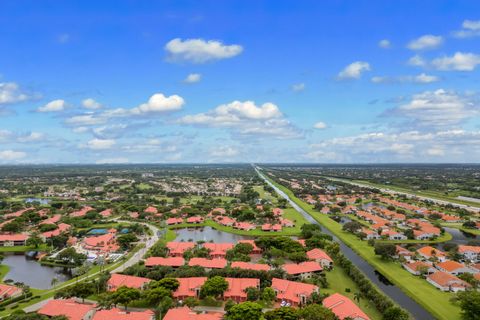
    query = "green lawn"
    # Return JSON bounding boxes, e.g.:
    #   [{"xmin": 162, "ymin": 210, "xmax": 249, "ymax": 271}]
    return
[
  {"xmin": 167, "ymin": 211, "xmax": 308, "ymax": 237},
  {"xmin": 0, "ymin": 265, "xmax": 10, "ymax": 280},
  {"xmin": 325, "ymin": 267, "xmax": 382, "ymax": 320},
  {"xmin": 253, "ymin": 185, "xmax": 275, "ymax": 202},
  {"xmin": 266, "ymin": 176, "xmax": 462, "ymax": 320},
  {"xmin": 0, "ymin": 244, "xmax": 50, "ymax": 253}
]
